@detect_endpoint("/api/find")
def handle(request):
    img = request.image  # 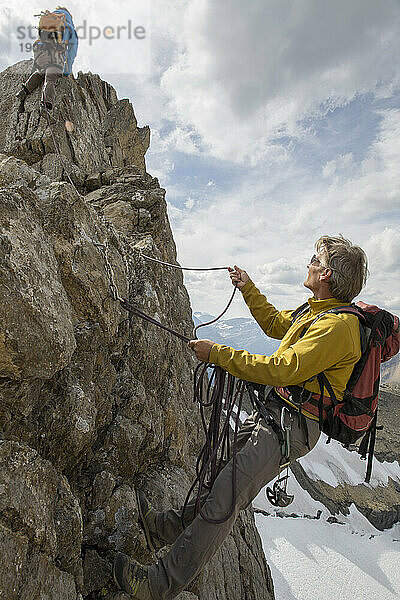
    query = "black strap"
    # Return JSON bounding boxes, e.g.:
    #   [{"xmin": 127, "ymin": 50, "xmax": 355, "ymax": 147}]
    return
[
  {"xmin": 291, "ymin": 302, "xmax": 309, "ymax": 324},
  {"xmin": 364, "ymin": 410, "xmax": 378, "ymax": 483},
  {"xmin": 299, "ymin": 412, "xmax": 310, "ymax": 450},
  {"xmin": 245, "ymin": 384, "xmax": 284, "ymax": 445},
  {"xmin": 318, "ymin": 372, "xmax": 337, "ymax": 404},
  {"xmin": 316, "ymin": 372, "xmax": 338, "ymax": 439},
  {"xmin": 298, "ymin": 386, "xmax": 311, "ymax": 450},
  {"xmin": 318, "ymin": 376, "xmax": 325, "ymax": 431}
]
